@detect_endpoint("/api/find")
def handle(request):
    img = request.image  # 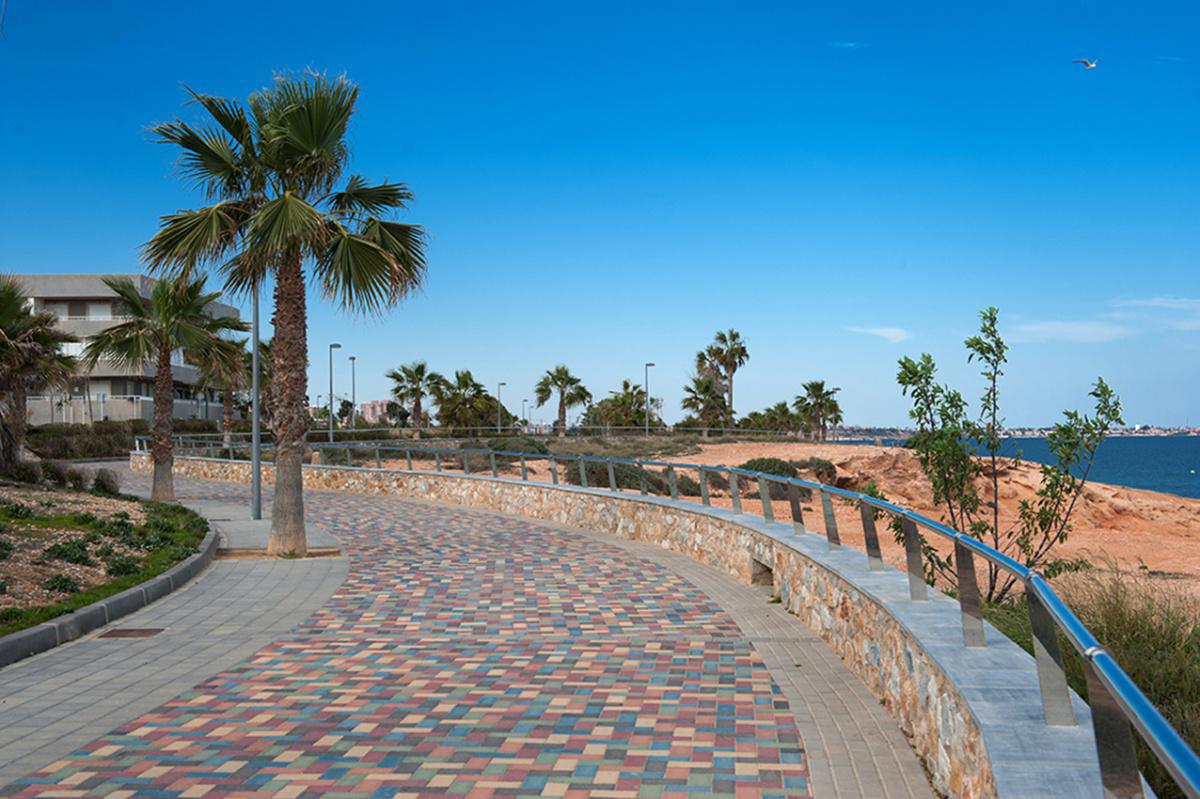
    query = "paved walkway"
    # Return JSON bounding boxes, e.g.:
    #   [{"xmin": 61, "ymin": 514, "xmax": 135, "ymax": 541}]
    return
[{"xmin": 1, "ymin": 466, "xmax": 930, "ymax": 798}]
